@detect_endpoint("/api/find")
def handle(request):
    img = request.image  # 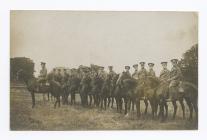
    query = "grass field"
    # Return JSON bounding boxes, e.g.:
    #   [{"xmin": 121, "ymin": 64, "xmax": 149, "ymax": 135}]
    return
[{"xmin": 10, "ymin": 87, "xmax": 198, "ymax": 130}]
